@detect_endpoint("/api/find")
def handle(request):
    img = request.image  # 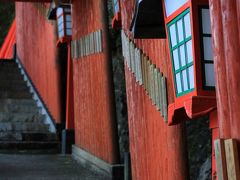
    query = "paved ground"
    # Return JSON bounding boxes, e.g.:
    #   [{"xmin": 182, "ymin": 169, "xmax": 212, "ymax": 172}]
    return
[{"xmin": 0, "ymin": 154, "xmax": 110, "ymax": 180}]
